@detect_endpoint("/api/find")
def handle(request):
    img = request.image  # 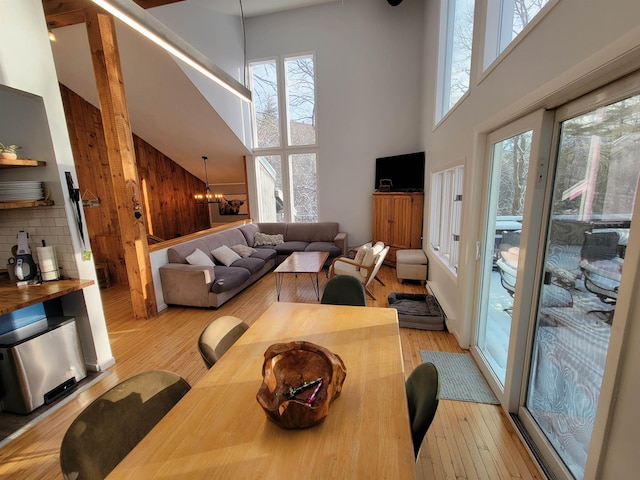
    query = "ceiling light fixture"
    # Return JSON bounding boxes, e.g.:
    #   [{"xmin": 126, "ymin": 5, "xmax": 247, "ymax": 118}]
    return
[
  {"xmin": 194, "ymin": 156, "xmax": 223, "ymax": 204},
  {"xmin": 90, "ymin": 0, "xmax": 252, "ymax": 103},
  {"xmin": 47, "ymin": 21, "xmax": 57, "ymax": 42}
]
